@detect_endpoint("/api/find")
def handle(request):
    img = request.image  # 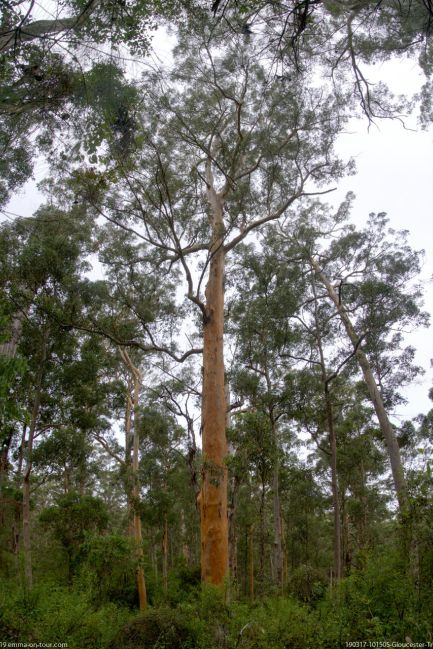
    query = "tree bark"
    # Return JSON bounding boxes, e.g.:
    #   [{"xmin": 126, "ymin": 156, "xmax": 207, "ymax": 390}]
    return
[
  {"xmin": 310, "ymin": 257, "xmax": 408, "ymax": 512},
  {"xmin": 0, "ymin": 314, "xmax": 23, "ymax": 358},
  {"xmin": 248, "ymin": 524, "xmax": 254, "ymax": 602},
  {"xmin": 120, "ymin": 348, "xmax": 147, "ymax": 610},
  {"xmin": 200, "ymin": 162, "xmax": 228, "ymax": 586},
  {"xmin": 130, "ymin": 363, "xmax": 147, "ymax": 610},
  {"xmin": 0, "ymin": 430, "xmax": 13, "ymax": 516},
  {"xmin": 259, "ymin": 476, "xmax": 266, "ymax": 591},
  {"xmin": 272, "ymin": 465, "xmax": 284, "ymax": 590},
  {"xmin": 326, "ymin": 392, "xmax": 342, "ymax": 581},
  {"xmin": 228, "ymin": 476, "xmax": 239, "ymax": 586},
  {"xmin": 0, "ymin": 315, "xmax": 22, "ymax": 521},
  {"xmin": 124, "ymin": 377, "xmax": 134, "ymax": 537},
  {"xmin": 162, "ymin": 514, "xmax": 169, "ymax": 594},
  {"xmin": 262, "ymin": 358, "xmax": 284, "ymax": 593},
  {"xmin": 310, "ymin": 273, "xmax": 342, "ymax": 580}
]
